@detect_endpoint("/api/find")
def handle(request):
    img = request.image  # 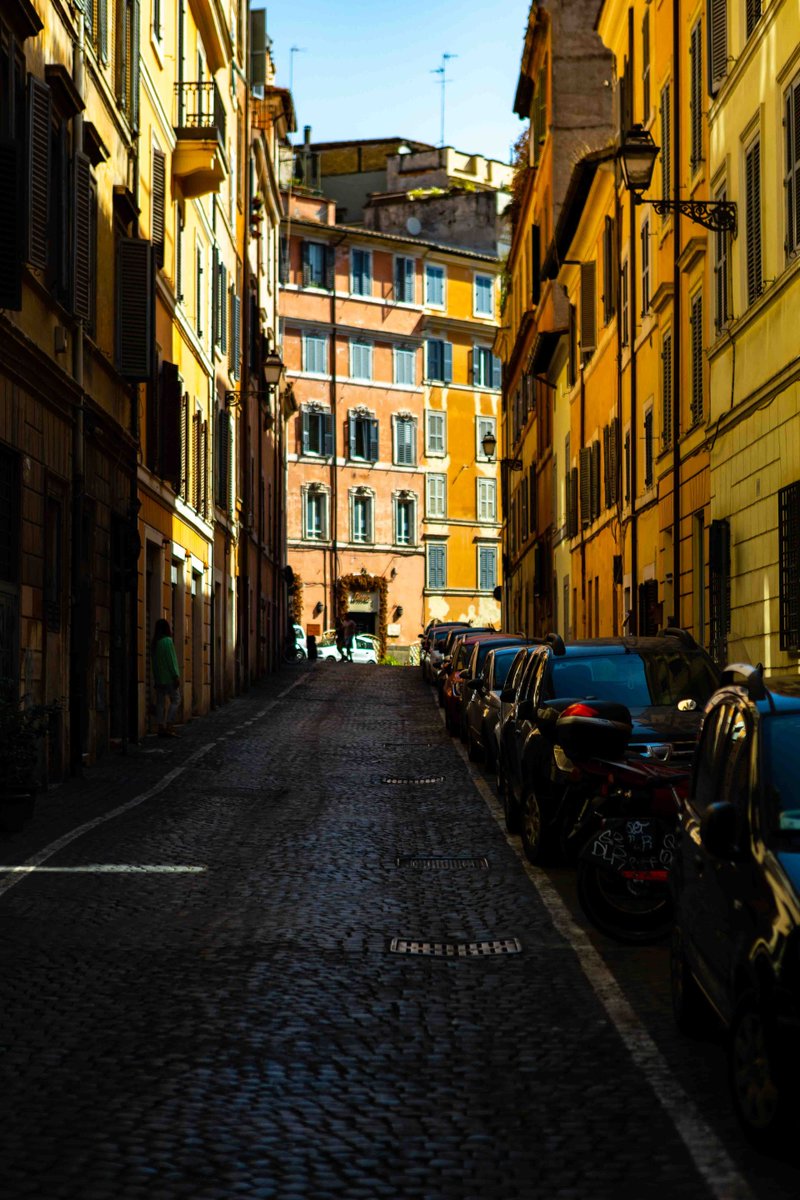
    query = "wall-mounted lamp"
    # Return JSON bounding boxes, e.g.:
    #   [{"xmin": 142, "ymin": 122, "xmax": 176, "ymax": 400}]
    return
[
  {"xmin": 619, "ymin": 124, "xmax": 737, "ymax": 234},
  {"xmin": 313, "ymin": 601, "xmax": 324, "ymax": 616},
  {"xmin": 225, "ymin": 351, "xmax": 286, "ymax": 411},
  {"xmin": 481, "ymin": 429, "xmax": 522, "ymax": 471},
  {"xmin": 390, "ymin": 567, "xmax": 397, "ymax": 579},
  {"xmin": 394, "ymin": 605, "xmax": 404, "ymax": 618}
]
